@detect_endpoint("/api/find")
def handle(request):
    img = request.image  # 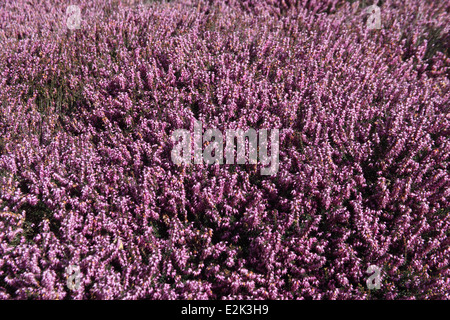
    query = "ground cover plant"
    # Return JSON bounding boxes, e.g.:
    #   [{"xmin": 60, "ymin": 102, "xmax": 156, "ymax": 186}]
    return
[{"xmin": 0, "ymin": 0, "xmax": 449, "ymax": 299}]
